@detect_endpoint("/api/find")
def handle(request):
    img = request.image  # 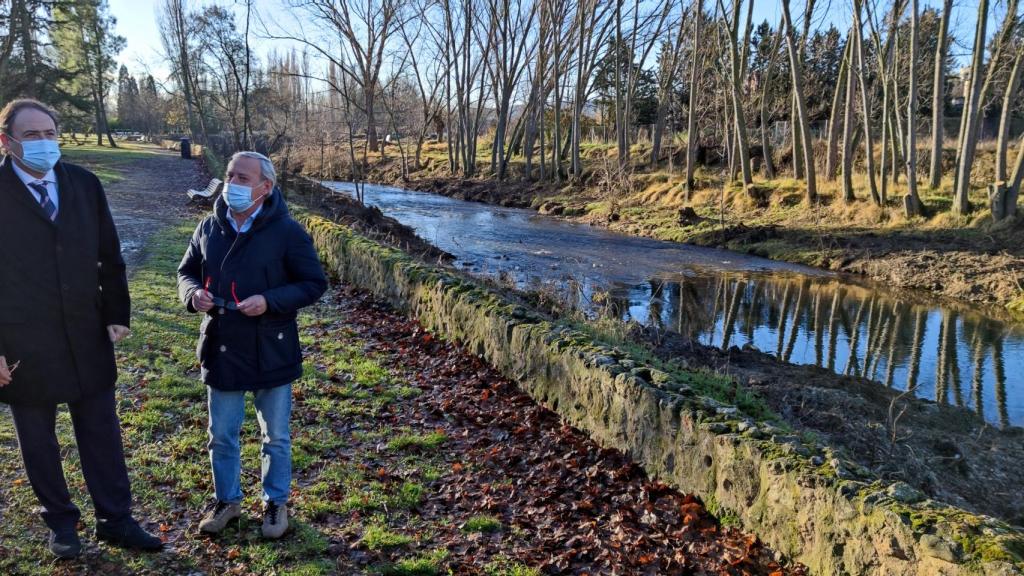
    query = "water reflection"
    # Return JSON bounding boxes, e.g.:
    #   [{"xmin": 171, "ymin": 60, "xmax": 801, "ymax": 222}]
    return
[
  {"xmin": 323, "ymin": 181, "xmax": 1023, "ymax": 427},
  {"xmin": 608, "ymin": 274, "xmax": 1021, "ymax": 427}
]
